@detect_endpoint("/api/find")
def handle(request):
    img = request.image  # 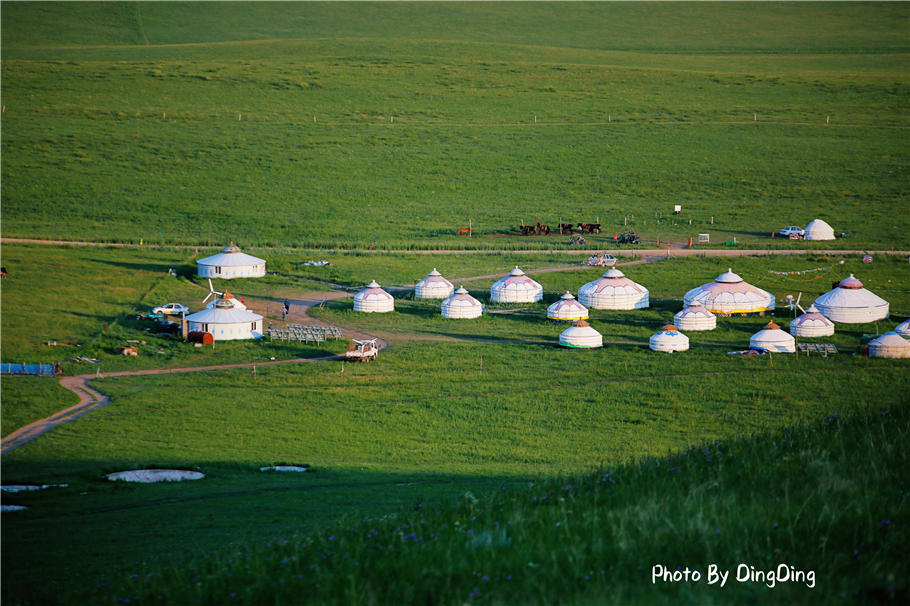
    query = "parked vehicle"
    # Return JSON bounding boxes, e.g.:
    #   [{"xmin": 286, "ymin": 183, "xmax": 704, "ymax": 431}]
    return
[
  {"xmin": 346, "ymin": 339, "xmax": 379, "ymax": 362},
  {"xmin": 152, "ymin": 303, "xmax": 190, "ymax": 315},
  {"xmin": 779, "ymin": 226, "xmax": 804, "ymax": 237}
]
